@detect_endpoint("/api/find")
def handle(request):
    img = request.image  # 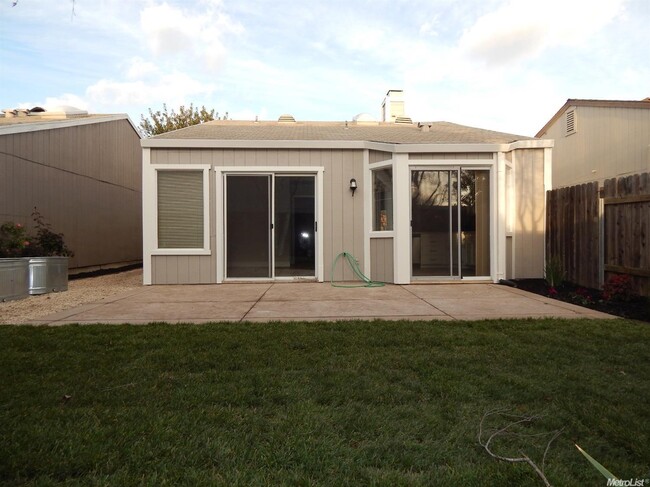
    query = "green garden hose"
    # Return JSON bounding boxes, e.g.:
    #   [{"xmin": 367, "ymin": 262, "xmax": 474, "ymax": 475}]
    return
[{"xmin": 330, "ymin": 252, "xmax": 385, "ymax": 288}]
